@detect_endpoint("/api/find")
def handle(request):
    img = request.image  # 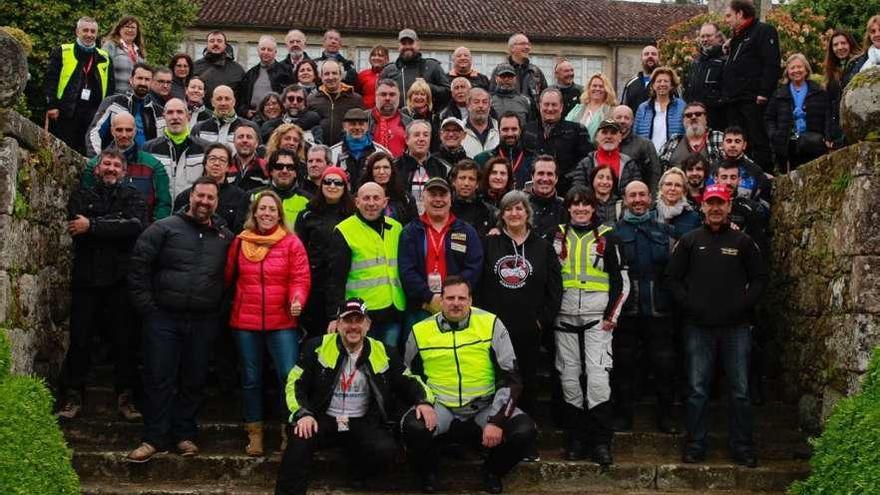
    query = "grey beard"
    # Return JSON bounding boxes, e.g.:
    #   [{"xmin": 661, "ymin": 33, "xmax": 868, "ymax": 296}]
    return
[
  {"xmin": 686, "ymin": 125, "xmax": 706, "ymax": 138},
  {"xmin": 471, "ymin": 114, "xmax": 488, "ymax": 126}
]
